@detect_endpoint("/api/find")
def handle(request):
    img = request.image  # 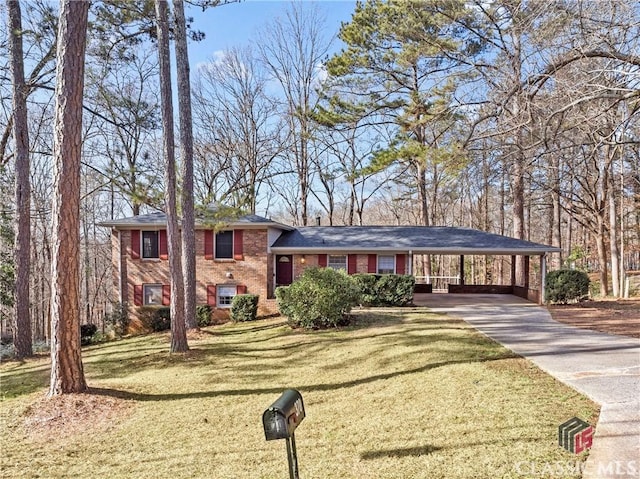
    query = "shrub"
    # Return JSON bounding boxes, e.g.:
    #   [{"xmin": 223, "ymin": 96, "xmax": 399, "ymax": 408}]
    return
[
  {"xmin": 80, "ymin": 324, "xmax": 98, "ymax": 345},
  {"xmin": 231, "ymin": 294, "xmax": 259, "ymax": 322},
  {"xmin": 352, "ymin": 273, "xmax": 378, "ymax": 305},
  {"xmin": 277, "ymin": 267, "xmax": 360, "ymax": 329},
  {"xmin": 275, "ymin": 286, "xmax": 294, "ymax": 318},
  {"xmin": 196, "ymin": 305, "xmax": 213, "ymax": 327},
  {"xmin": 545, "ymin": 269, "xmax": 590, "ymax": 304},
  {"xmin": 104, "ymin": 302, "xmax": 130, "ymax": 337},
  {"xmin": 138, "ymin": 306, "xmax": 171, "ymax": 332},
  {"xmin": 352, "ymin": 274, "xmax": 415, "ymax": 306}
]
